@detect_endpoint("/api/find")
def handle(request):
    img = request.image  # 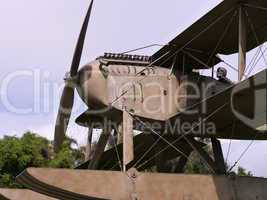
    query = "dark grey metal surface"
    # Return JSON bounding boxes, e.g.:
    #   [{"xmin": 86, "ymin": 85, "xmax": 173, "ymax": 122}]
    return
[{"xmin": 152, "ymin": 0, "xmax": 267, "ymax": 69}]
